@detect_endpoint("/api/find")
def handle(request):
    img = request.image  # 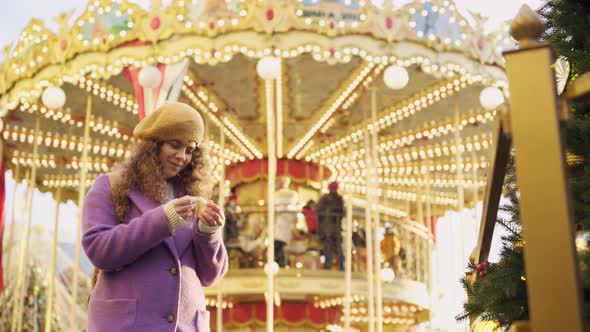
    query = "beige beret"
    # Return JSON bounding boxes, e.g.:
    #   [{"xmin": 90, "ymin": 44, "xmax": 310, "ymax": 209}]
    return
[{"xmin": 133, "ymin": 102, "xmax": 205, "ymax": 144}]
